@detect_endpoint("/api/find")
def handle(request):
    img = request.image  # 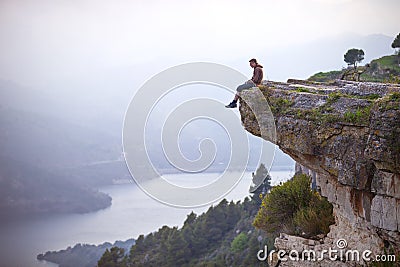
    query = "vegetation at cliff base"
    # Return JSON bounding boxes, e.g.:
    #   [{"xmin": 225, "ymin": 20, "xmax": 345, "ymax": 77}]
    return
[
  {"xmin": 113, "ymin": 199, "xmax": 272, "ymax": 267},
  {"xmin": 37, "ymin": 239, "xmax": 135, "ymax": 267},
  {"xmin": 97, "ymin": 165, "xmax": 276, "ymax": 267},
  {"xmin": 97, "ymin": 171, "xmax": 335, "ymax": 266},
  {"xmin": 97, "ymin": 247, "xmax": 128, "ymax": 267},
  {"xmin": 253, "ymin": 174, "xmax": 334, "ymax": 239}
]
